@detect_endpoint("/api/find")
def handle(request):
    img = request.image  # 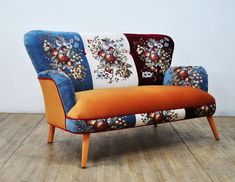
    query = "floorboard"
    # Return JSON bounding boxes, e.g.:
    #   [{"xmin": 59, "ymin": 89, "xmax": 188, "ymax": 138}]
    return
[
  {"xmin": 171, "ymin": 117, "xmax": 235, "ymax": 182},
  {"xmin": 0, "ymin": 113, "xmax": 44, "ymax": 169},
  {"xmin": 0, "ymin": 114, "xmax": 234, "ymax": 182}
]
